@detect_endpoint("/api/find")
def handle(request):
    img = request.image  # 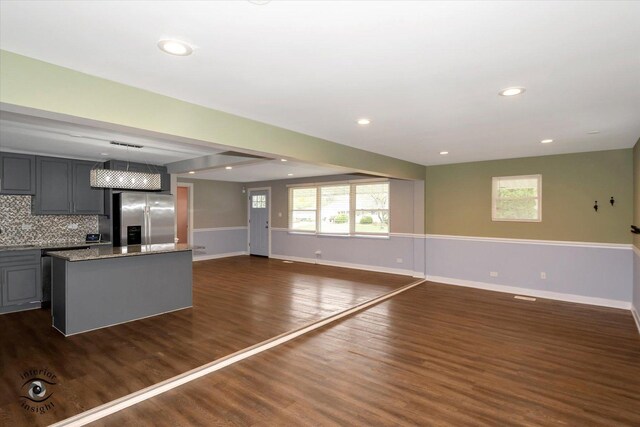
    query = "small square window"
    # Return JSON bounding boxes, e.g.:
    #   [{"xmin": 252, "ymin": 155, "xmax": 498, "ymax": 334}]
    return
[
  {"xmin": 252, "ymin": 194, "xmax": 266, "ymax": 209},
  {"xmin": 492, "ymin": 175, "xmax": 541, "ymax": 222}
]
